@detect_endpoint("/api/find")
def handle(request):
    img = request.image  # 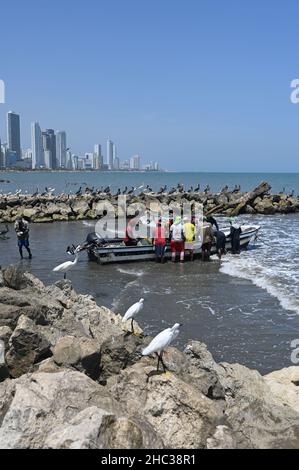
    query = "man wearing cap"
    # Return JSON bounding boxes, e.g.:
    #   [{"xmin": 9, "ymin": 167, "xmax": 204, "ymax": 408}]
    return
[{"xmin": 169, "ymin": 216, "xmax": 185, "ymax": 263}]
